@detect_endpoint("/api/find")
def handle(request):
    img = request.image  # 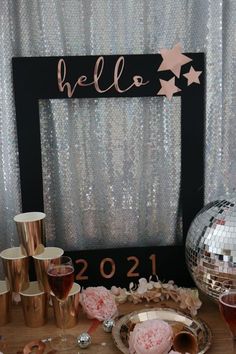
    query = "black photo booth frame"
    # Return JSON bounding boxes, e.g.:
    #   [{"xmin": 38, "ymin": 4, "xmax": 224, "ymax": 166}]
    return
[{"xmin": 12, "ymin": 54, "xmax": 205, "ymax": 287}]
